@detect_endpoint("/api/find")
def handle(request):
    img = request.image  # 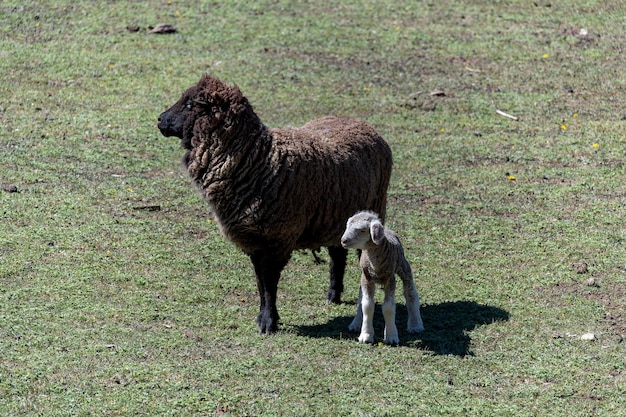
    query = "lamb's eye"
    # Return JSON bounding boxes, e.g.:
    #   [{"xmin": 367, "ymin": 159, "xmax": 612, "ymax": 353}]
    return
[{"xmin": 185, "ymin": 99, "xmax": 193, "ymax": 110}]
